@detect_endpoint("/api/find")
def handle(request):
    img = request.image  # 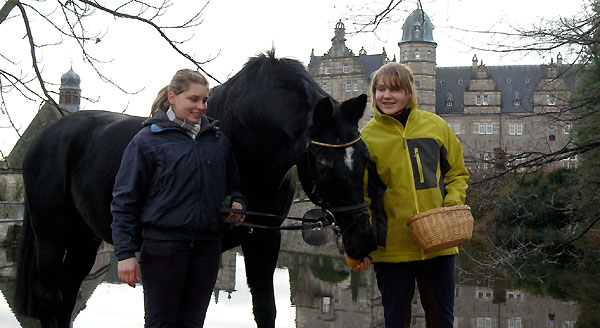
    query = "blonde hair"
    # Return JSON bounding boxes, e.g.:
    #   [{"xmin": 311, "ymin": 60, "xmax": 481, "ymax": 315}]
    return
[
  {"xmin": 370, "ymin": 62, "xmax": 417, "ymax": 108},
  {"xmin": 150, "ymin": 69, "xmax": 209, "ymax": 116}
]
